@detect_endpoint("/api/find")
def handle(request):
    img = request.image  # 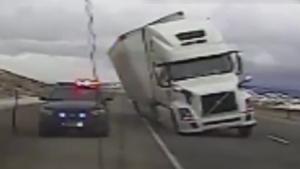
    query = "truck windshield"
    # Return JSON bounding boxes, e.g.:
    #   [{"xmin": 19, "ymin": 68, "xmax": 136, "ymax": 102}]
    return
[
  {"xmin": 169, "ymin": 53, "xmax": 233, "ymax": 81},
  {"xmin": 49, "ymin": 86, "xmax": 98, "ymax": 101}
]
